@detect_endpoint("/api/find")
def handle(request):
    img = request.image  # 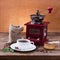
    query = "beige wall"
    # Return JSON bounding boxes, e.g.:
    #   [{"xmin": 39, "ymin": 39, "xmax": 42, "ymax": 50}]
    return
[{"xmin": 0, "ymin": 0, "xmax": 60, "ymax": 32}]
